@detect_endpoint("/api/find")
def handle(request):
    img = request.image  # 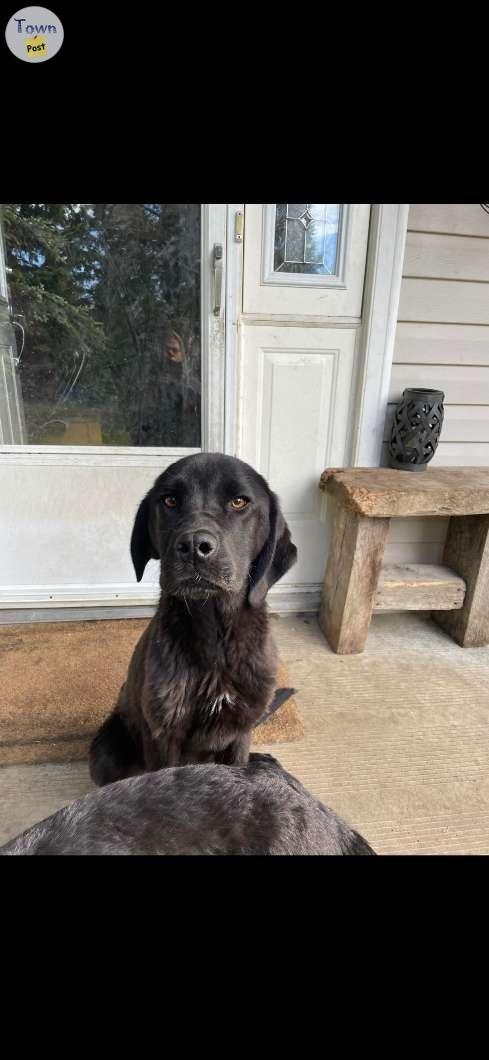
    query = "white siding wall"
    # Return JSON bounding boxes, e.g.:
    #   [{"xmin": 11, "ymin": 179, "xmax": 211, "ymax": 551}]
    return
[{"xmin": 384, "ymin": 204, "xmax": 489, "ymax": 564}]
